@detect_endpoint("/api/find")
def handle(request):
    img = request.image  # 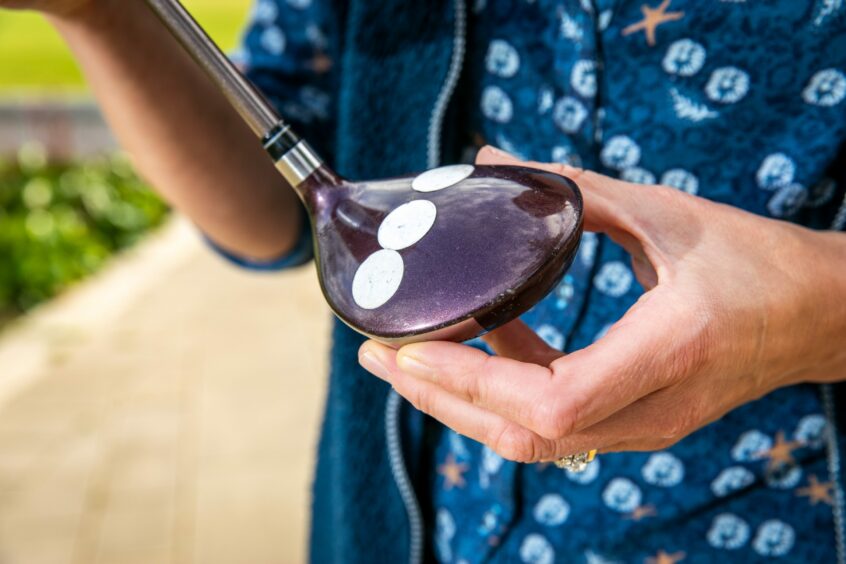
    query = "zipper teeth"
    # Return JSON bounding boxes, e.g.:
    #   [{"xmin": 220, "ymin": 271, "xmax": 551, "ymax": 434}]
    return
[
  {"xmin": 822, "ymin": 384, "xmax": 846, "ymax": 564},
  {"xmin": 832, "ymin": 189, "xmax": 846, "ymax": 231},
  {"xmin": 386, "ymin": 391, "xmax": 425, "ymax": 564},
  {"xmin": 426, "ymin": 0, "xmax": 468, "ymax": 169}
]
